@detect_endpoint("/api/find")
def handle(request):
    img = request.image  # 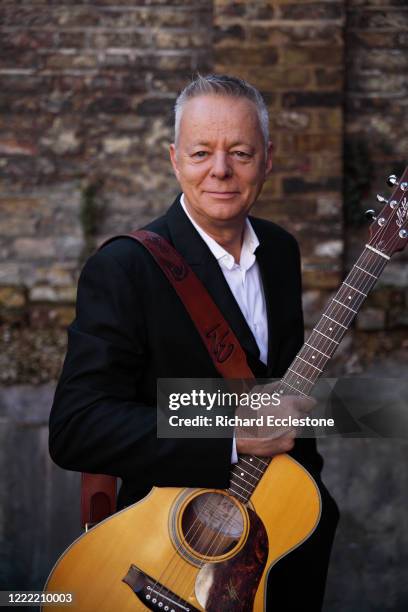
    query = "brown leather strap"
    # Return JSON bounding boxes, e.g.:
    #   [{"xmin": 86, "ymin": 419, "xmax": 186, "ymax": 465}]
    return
[
  {"xmin": 127, "ymin": 230, "xmax": 255, "ymax": 378},
  {"xmin": 81, "ymin": 229, "xmax": 255, "ymax": 528},
  {"xmin": 81, "ymin": 473, "xmax": 117, "ymax": 530}
]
